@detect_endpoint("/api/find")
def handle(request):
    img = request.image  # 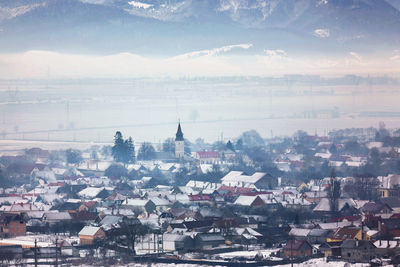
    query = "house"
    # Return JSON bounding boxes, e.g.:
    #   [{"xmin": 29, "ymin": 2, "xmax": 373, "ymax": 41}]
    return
[
  {"xmin": 232, "ymin": 227, "xmax": 263, "ymax": 244},
  {"xmin": 281, "ymin": 240, "xmax": 313, "ymax": 259},
  {"xmin": 221, "ymin": 149, "xmax": 236, "ymax": 162},
  {"xmin": 78, "ymin": 187, "xmax": 110, "ymax": 199},
  {"xmin": 195, "ymin": 151, "xmax": 221, "ymax": 164},
  {"xmin": 70, "ymin": 211, "xmax": 97, "ymax": 224},
  {"xmin": 381, "ymin": 218, "xmax": 400, "ymax": 237},
  {"xmin": 188, "ymin": 194, "xmax": 212, "ymax": 204},
  {"xmin": 122, "ymin": 199, "xmax": 156, "ymax": 214},
  {"xmin": 373, "ymin": 240, "xmax": 400, "ymax": 257},
  {"xmin": 361, "ymin": 202, "xmax": 393, "ymax": 215},
  {"xmin": 163, "ymin": 233, "xmax": 194, "ymax": 252},
  {"xmin": 78, "ymin": 226, "xmax": 105, "ymax": 245},
  {"xmin": 313, "ymin": 198, "xmax": 358, "ymax": 215},
  {"xmin": 105, "ymin": 192, "xmax": 126, "ymax": 207},
  {"xmin": 151, "ymin": 197, "xmax": 171, "ymax": 212},
  {"xmin": 307, "ymin": 229, "xmax": 331, "ymax": 244},
  {"xmin": 378, "ymin": 174, "xmax": 400, "ymax": 198},
  {"xmin": 288, "ymin": 228, "xmax": 311, "ymax": 240},
  {"xmin": 233, "ymin": 195, "xmax": 265, "ymax": 207},
  {"xmin": 221, "ymin": 171, "xmax": 277, "ymax": 189},
  {"xmin": 99, "ymin": 215, "xmax": 124, "ymax": 231},
  {"xmin": 42, "ymin": 212, "xmax": 72, "ymax": 225},
  {"xmin": 194, "ymin": 233, "xmax": 225, "ymax": 250},
  {"xmin": 0, "ymin": 213, "xmax": 26, "ymax": 238},
  {"xmin": 340, "ymin": 240, "xmax": 376, "ymax": 263},
  {"xmin": 328, "ymin": 227, "xmax": 369, "ymax": 242}
]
